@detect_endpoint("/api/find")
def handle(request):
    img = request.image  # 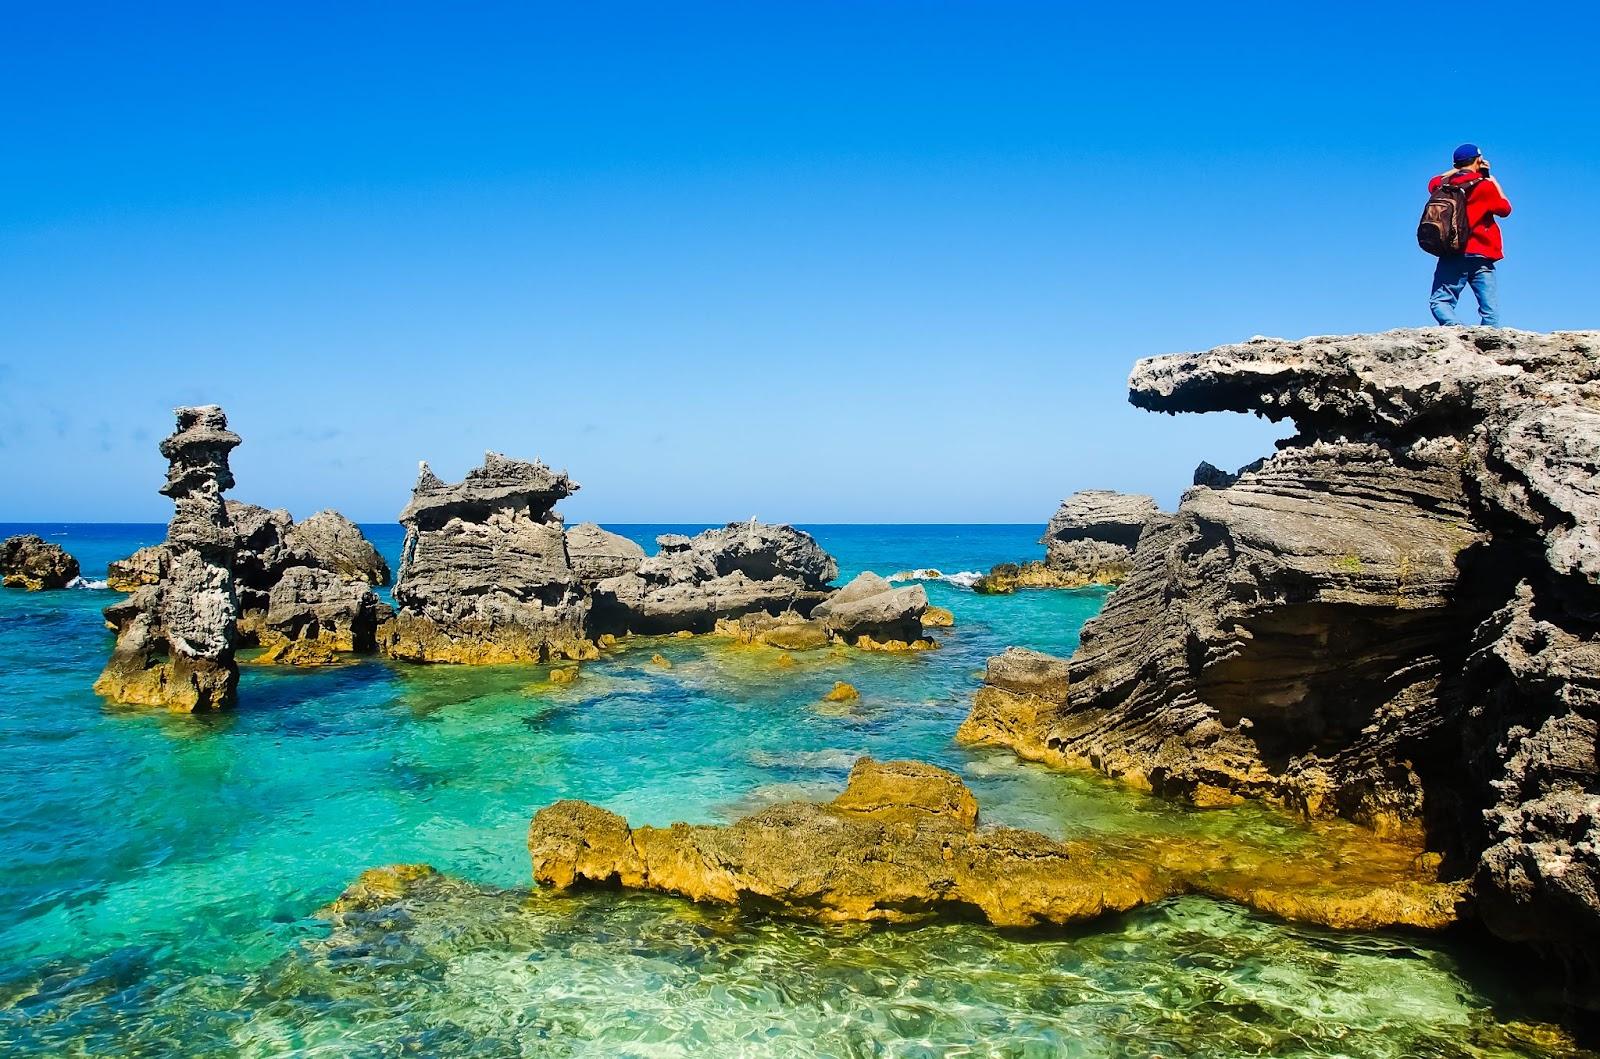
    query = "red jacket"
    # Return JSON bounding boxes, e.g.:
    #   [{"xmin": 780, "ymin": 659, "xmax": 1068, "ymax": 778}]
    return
[{"xmin": 1428, "ymin": 169, "xmax": 1513, "ymax": 260}]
